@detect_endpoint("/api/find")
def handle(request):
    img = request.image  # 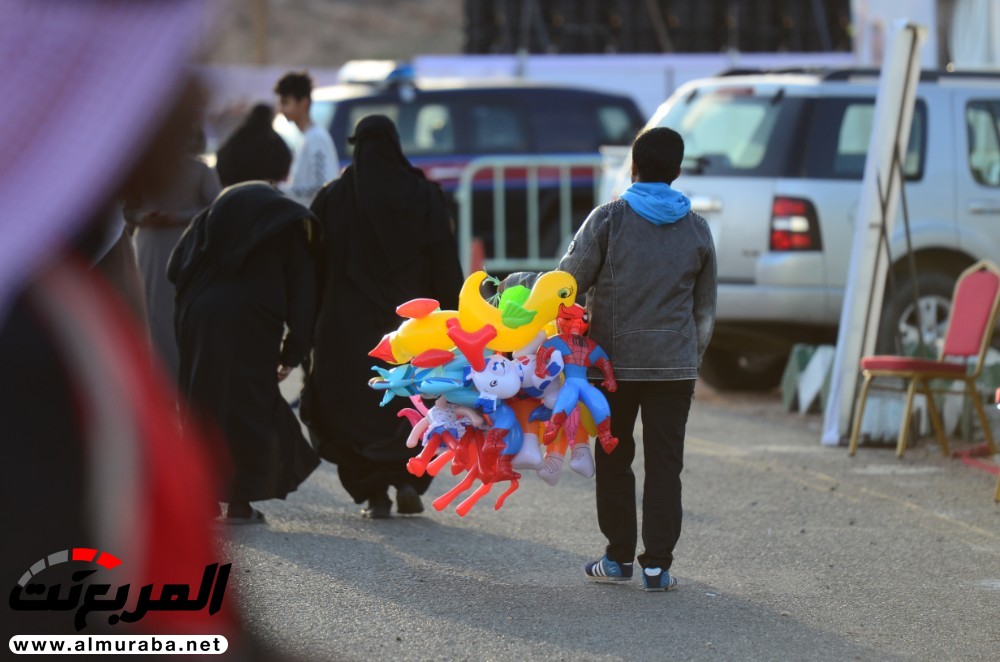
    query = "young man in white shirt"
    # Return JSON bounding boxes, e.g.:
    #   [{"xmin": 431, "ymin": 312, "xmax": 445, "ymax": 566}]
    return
[{"xmin": 275, "ymin": 71, "xmax": 339, "ymax": 207}]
